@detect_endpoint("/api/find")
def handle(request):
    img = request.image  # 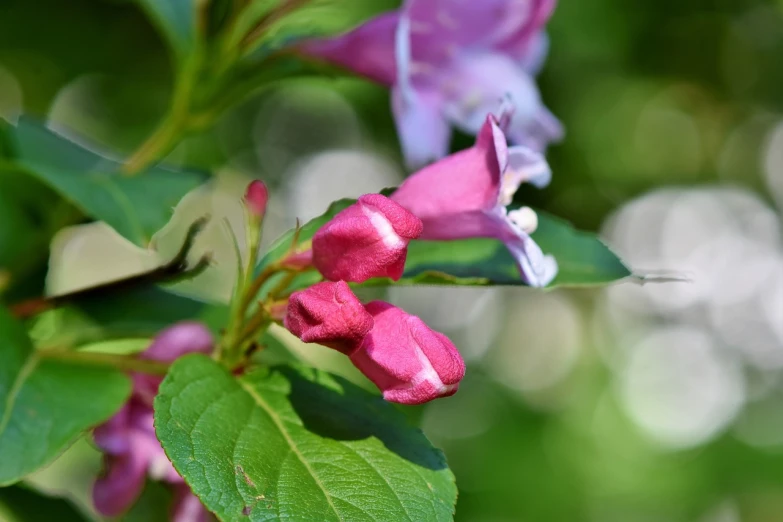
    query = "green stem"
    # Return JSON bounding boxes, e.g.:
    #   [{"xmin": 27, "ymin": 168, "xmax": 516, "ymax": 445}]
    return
[
  {"xmin": 122, "ymin": 56, "xmax": 200, "ymax": 175},
  {"xmin": 235, "ymin": 315, "xmax": 271, "ymax": 355},
  {"xmin": 122, "ymin": 112, "xmax": 187, "ymax": 175},
  {"xmin": 39, "ymin": 349, "xmax": 170, "ymax": 375}
]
